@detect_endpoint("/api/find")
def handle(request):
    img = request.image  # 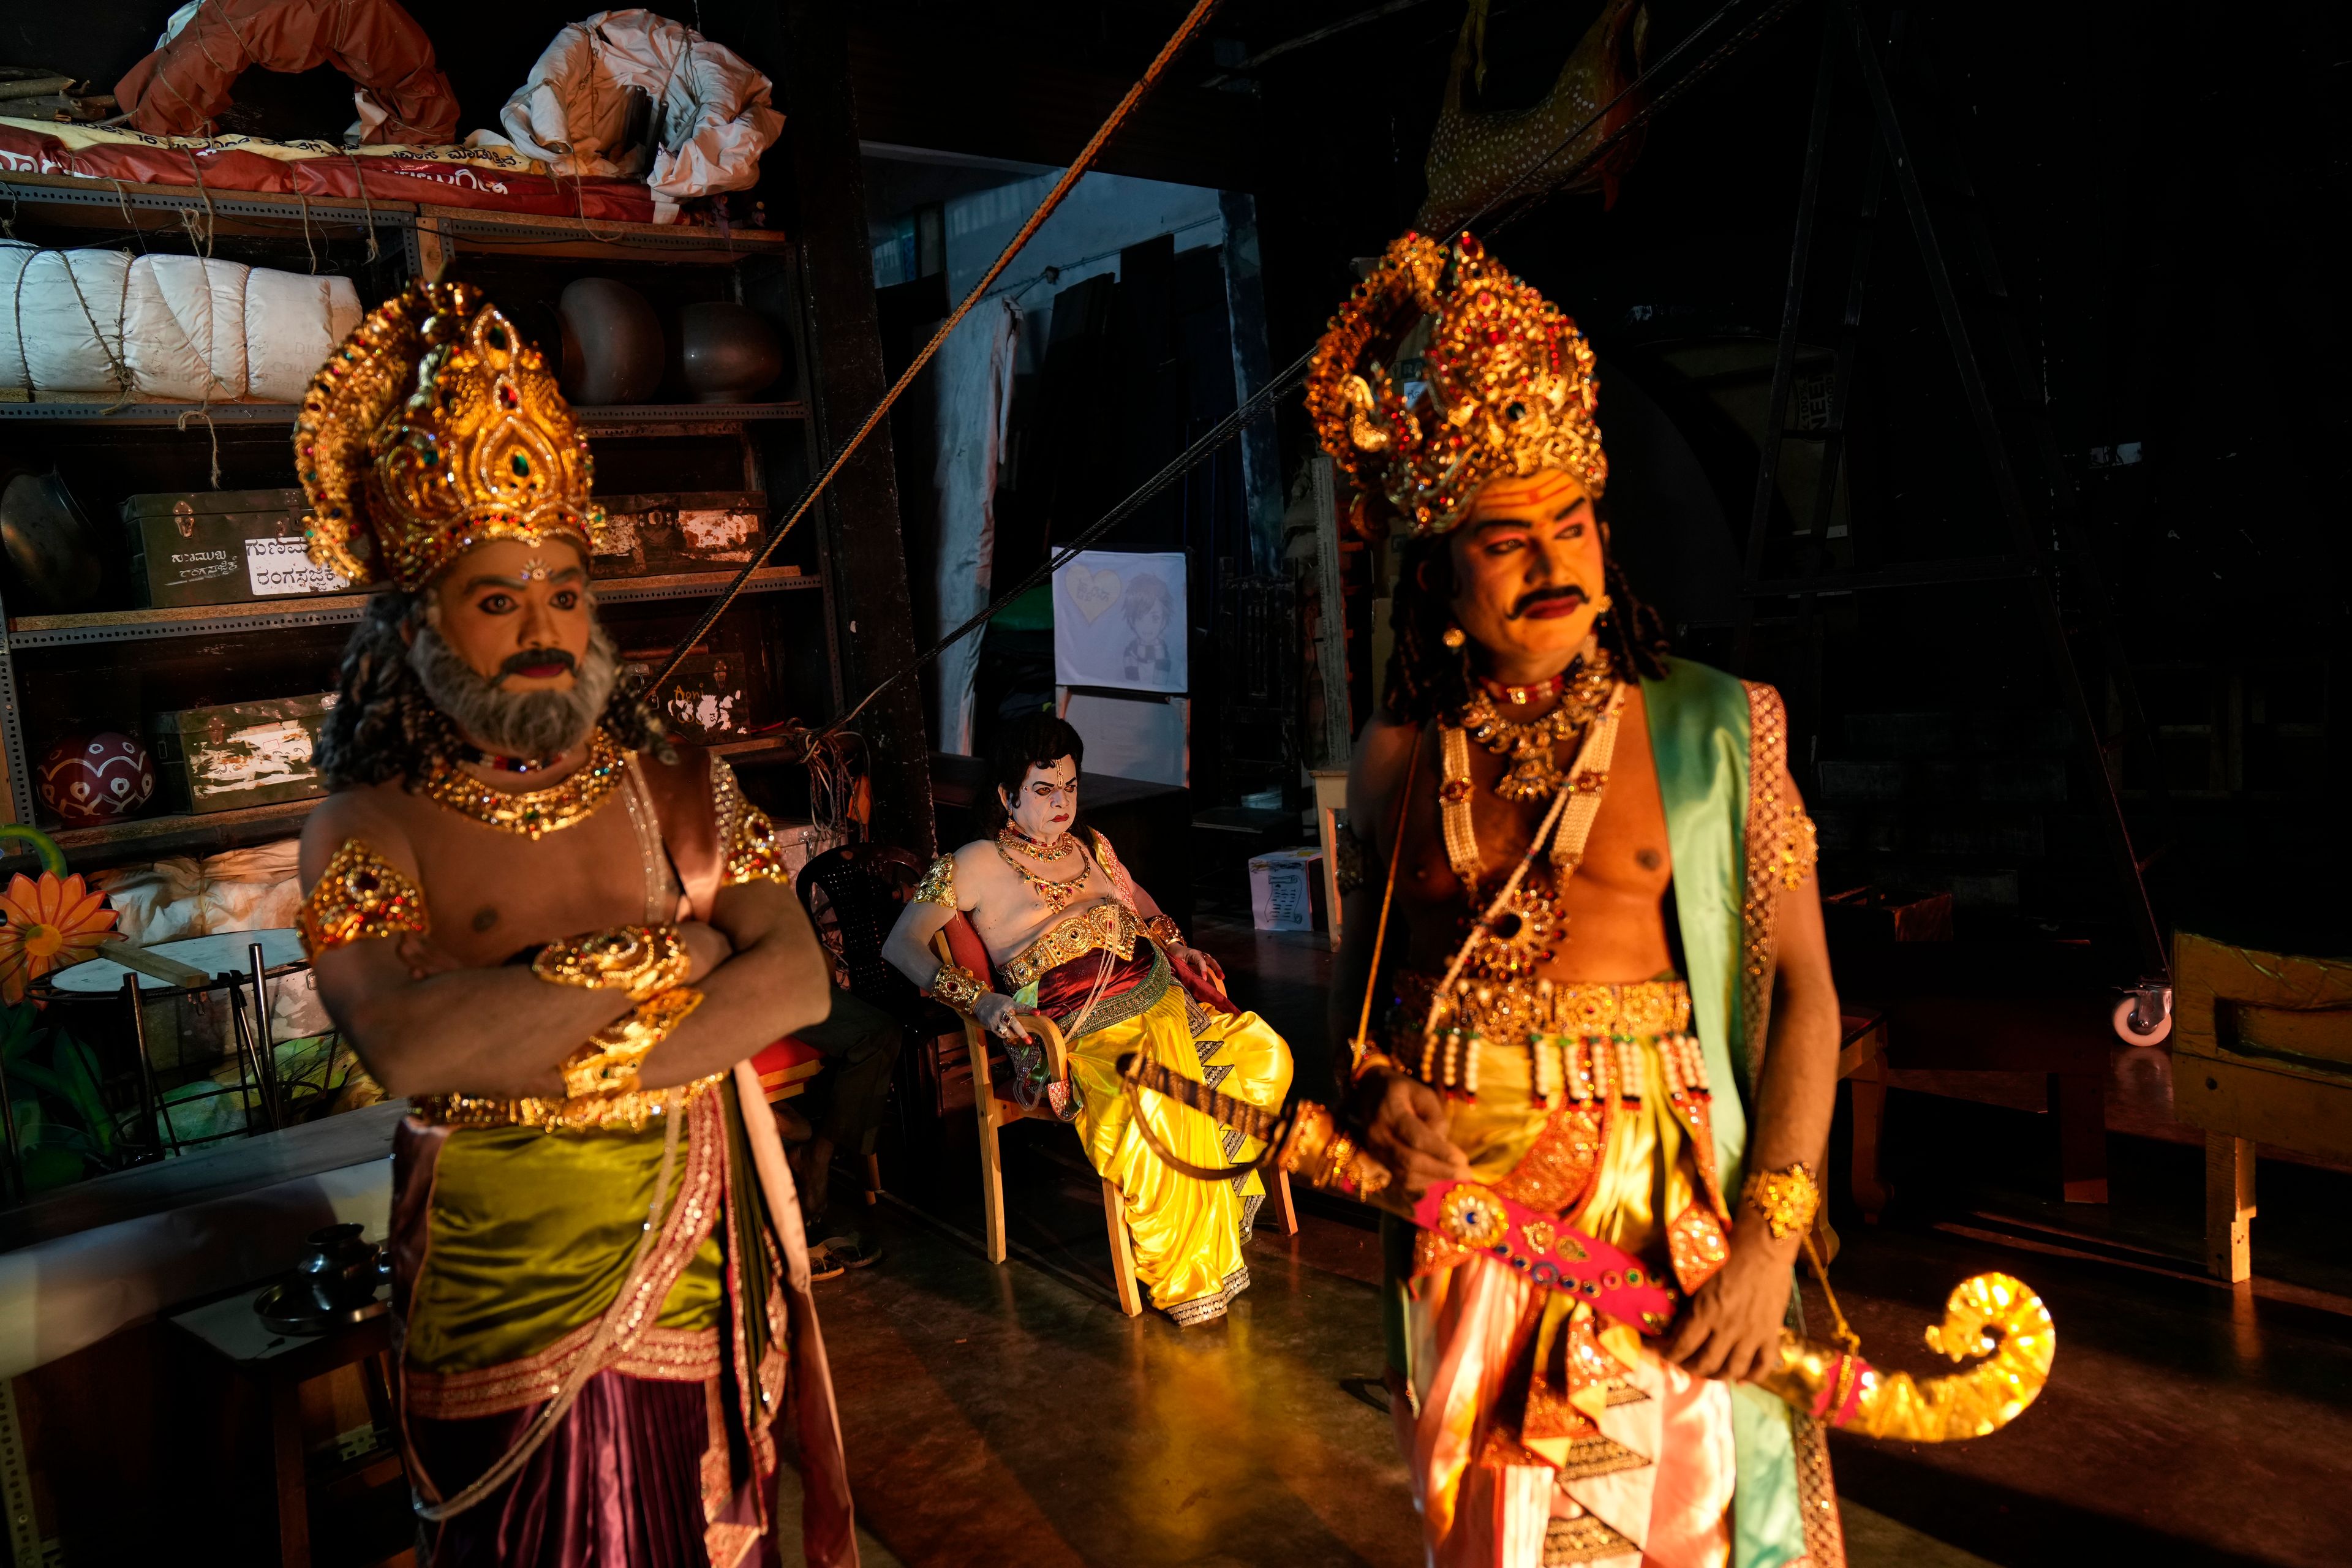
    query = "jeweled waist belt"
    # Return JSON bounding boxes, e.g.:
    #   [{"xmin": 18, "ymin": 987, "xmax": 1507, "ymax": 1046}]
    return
[
  {"xmin": 1392, "ymin": 971, "xmax": 1703, "ymax": 1102},
  {"xmin": 412, "ymin": 1072, "xmax": 726, "ymax": 1133}
]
